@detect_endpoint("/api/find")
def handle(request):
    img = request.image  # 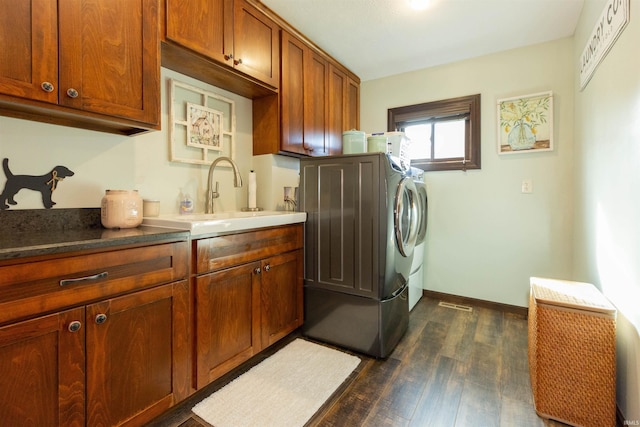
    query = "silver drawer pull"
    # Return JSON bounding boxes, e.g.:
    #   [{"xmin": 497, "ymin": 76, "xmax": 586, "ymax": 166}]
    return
[{"xmin": 60, "ymin": 271, "xmax": 108, "ymax": 286}]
